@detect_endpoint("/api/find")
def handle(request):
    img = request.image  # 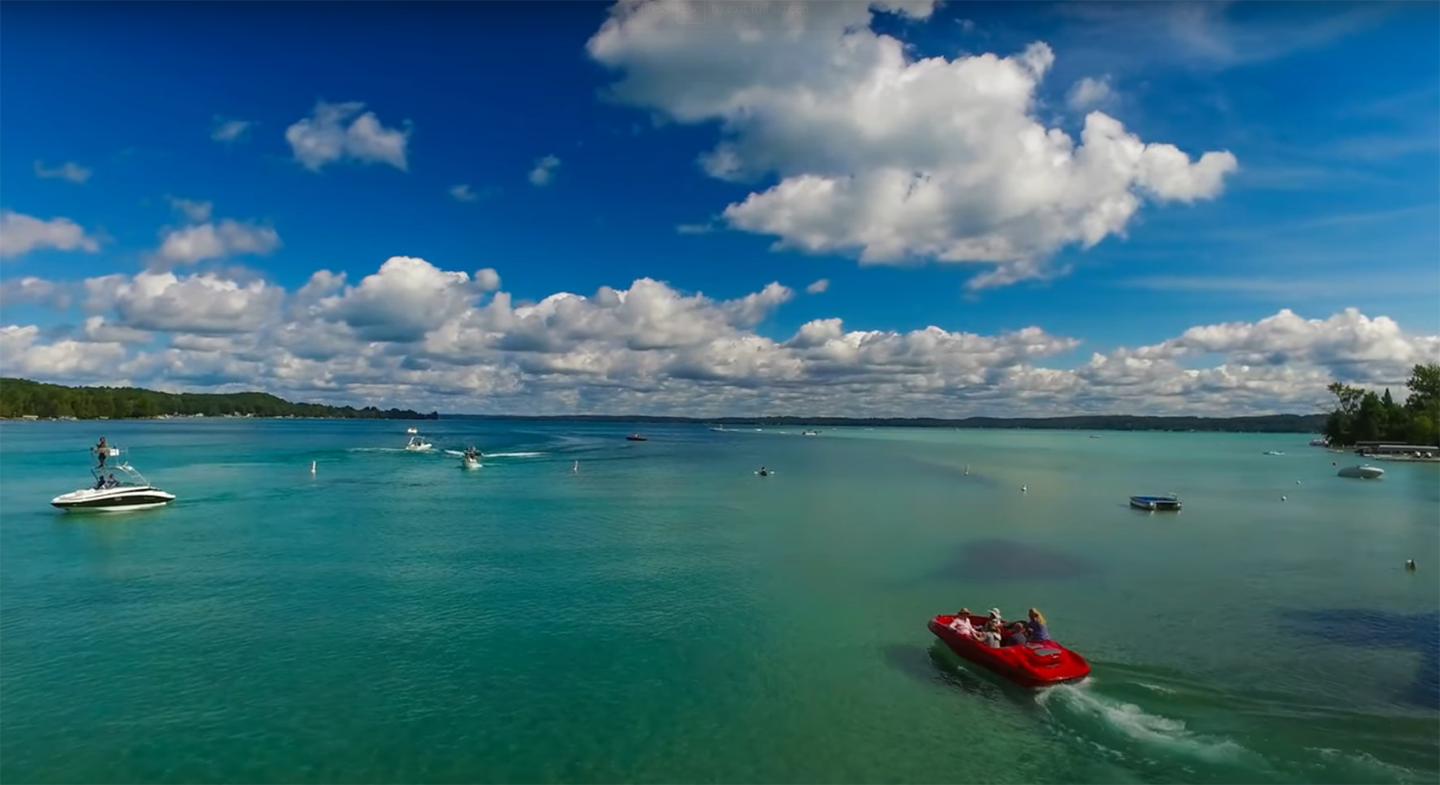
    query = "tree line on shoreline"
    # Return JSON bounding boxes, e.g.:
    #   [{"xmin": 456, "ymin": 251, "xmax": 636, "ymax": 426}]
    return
[
  {"xmin": 1322, "ymin": 363, "xmax": 1440, "ymax": 448},
  {"xmin": 0, "ymin": 378, "xmax": 438, "ymax": 421}
]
